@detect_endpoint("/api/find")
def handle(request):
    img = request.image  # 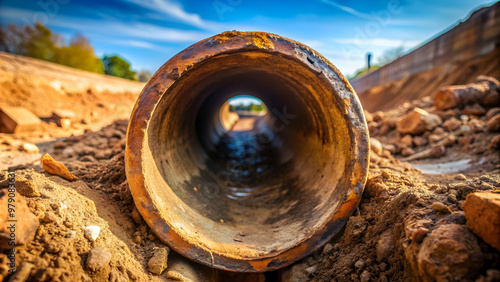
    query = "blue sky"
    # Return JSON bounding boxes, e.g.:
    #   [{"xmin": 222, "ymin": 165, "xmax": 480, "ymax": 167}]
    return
[{"xmin": 0, "ymin": 0, "xmax": 497, "ymax": 76}]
